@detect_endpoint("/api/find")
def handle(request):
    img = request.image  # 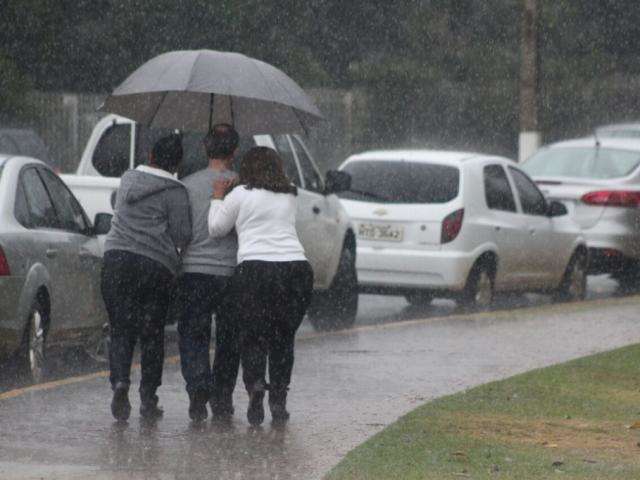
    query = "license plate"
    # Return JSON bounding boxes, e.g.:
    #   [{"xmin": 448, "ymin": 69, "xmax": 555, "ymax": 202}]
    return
[{"xmin": 358, "ymin": 222, "xmax": 404, "ymax": 242}]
